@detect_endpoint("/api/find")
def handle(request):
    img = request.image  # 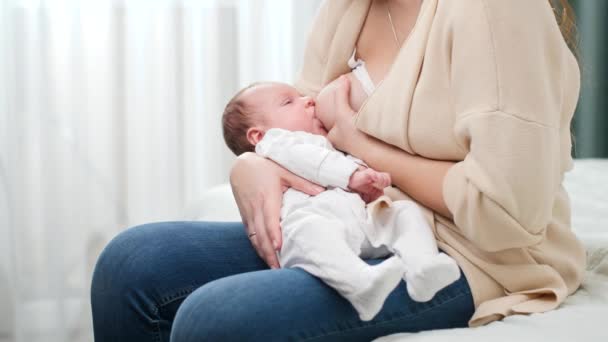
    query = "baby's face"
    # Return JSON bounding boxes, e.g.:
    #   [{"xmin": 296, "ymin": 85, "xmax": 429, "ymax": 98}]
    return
[{"xmin": 243, "ymin": 83, "xmax": 328, "ymax": 136}]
